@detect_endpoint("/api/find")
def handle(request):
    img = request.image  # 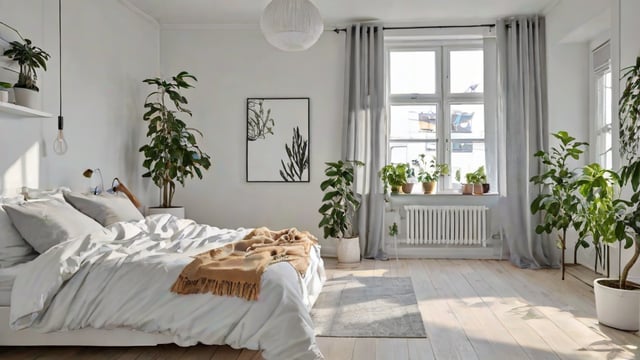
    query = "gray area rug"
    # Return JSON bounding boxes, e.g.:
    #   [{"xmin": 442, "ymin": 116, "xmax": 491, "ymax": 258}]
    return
[{"xmin": 311, "ymin": 275, "xmax": 427, "ymax": 338}]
